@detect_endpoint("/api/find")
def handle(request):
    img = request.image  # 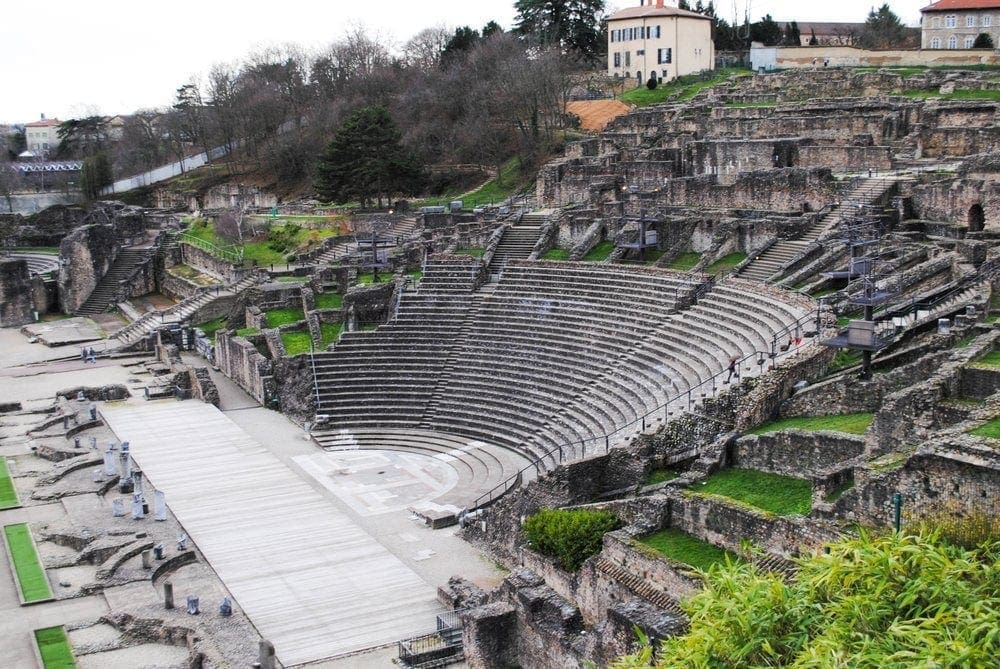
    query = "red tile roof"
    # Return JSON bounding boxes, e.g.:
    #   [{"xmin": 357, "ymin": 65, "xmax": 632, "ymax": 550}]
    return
[
  {"xmin": 921, "ymin": 0, "xmax": 1000, "ymax": 12},
  {"xmin": 24, "ymin": 118, "xmax": 60, "ymax": 127},
  {"xmin": 608, "ymin": 5, "xmax": 711, "ymax": 21}
]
